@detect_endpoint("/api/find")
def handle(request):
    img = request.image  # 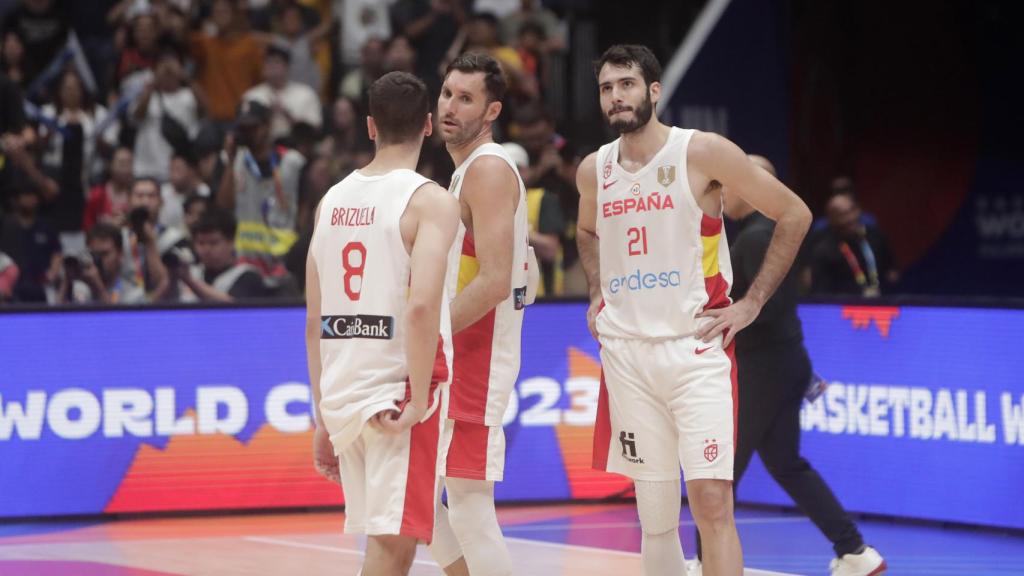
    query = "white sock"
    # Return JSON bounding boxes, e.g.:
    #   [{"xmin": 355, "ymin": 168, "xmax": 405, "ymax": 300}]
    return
[
  {"xmin": 445, "ymin": 477, "xmax": 512, "ymax": 576},
  {"xmin": 635, "ymin": 479, "xmax": 686, "ymax": 576},
  {"xmin": 427, "ymin": 479, "xmax": 464, "ymax": 569}
]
